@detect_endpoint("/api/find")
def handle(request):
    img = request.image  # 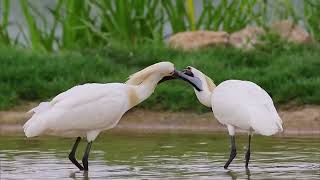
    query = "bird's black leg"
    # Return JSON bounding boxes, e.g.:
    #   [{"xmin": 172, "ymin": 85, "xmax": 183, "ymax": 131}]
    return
[
  {"xmin": 224, "ymin": 135, "xmax": 237, "ymax": 169},
  {"xmin": 69, "ymin": 137, "xmax": 84, "ymax": 170},
  {"xmin": 82, "ymin": 141, "xmax": 93, "ymax": 171},
  {"xmin": 245, "ymin": 134, "xmax": 252, "ymax": 168}
]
